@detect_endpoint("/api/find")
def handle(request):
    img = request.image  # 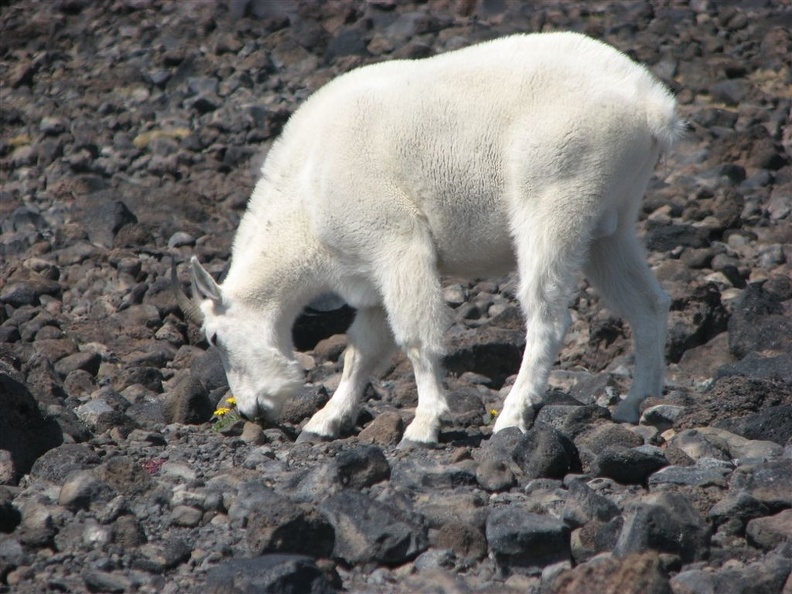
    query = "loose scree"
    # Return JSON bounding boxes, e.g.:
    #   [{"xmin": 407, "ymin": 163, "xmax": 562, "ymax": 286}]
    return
[{"xmin": 173, "ymin": 32, "xmax": 683, "ymax": 445}]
